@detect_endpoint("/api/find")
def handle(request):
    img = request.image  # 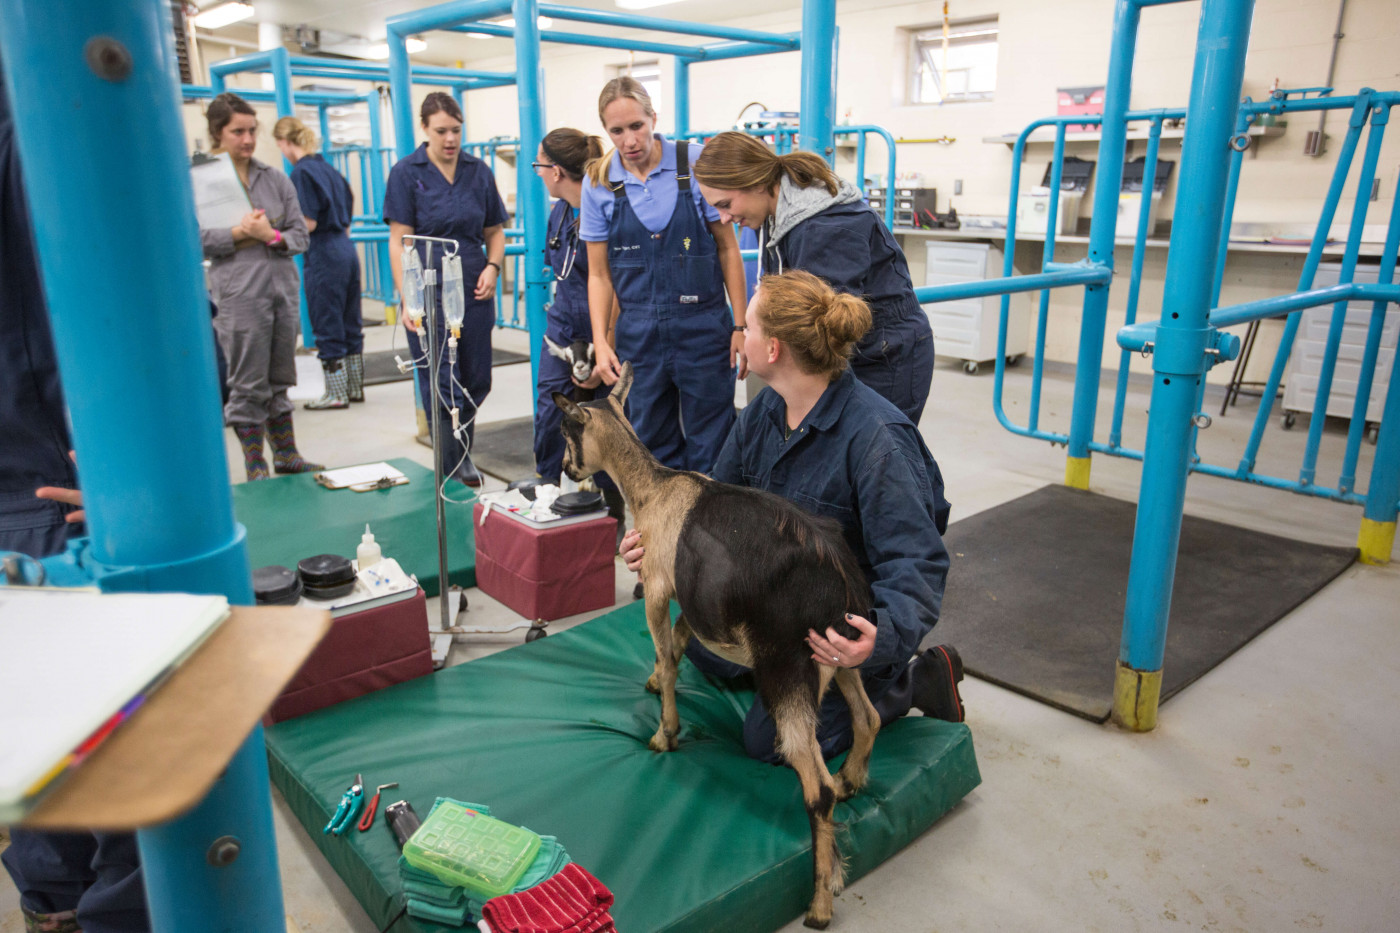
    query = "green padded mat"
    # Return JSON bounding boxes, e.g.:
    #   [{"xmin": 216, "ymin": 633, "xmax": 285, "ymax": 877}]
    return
[
  {"xmin": 232, "ymin": 457, "xmax": 476, "ymax": 597},
  {"xmin": 266, "ymin": 601, "xmax": 981, "ymax": 933}
]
